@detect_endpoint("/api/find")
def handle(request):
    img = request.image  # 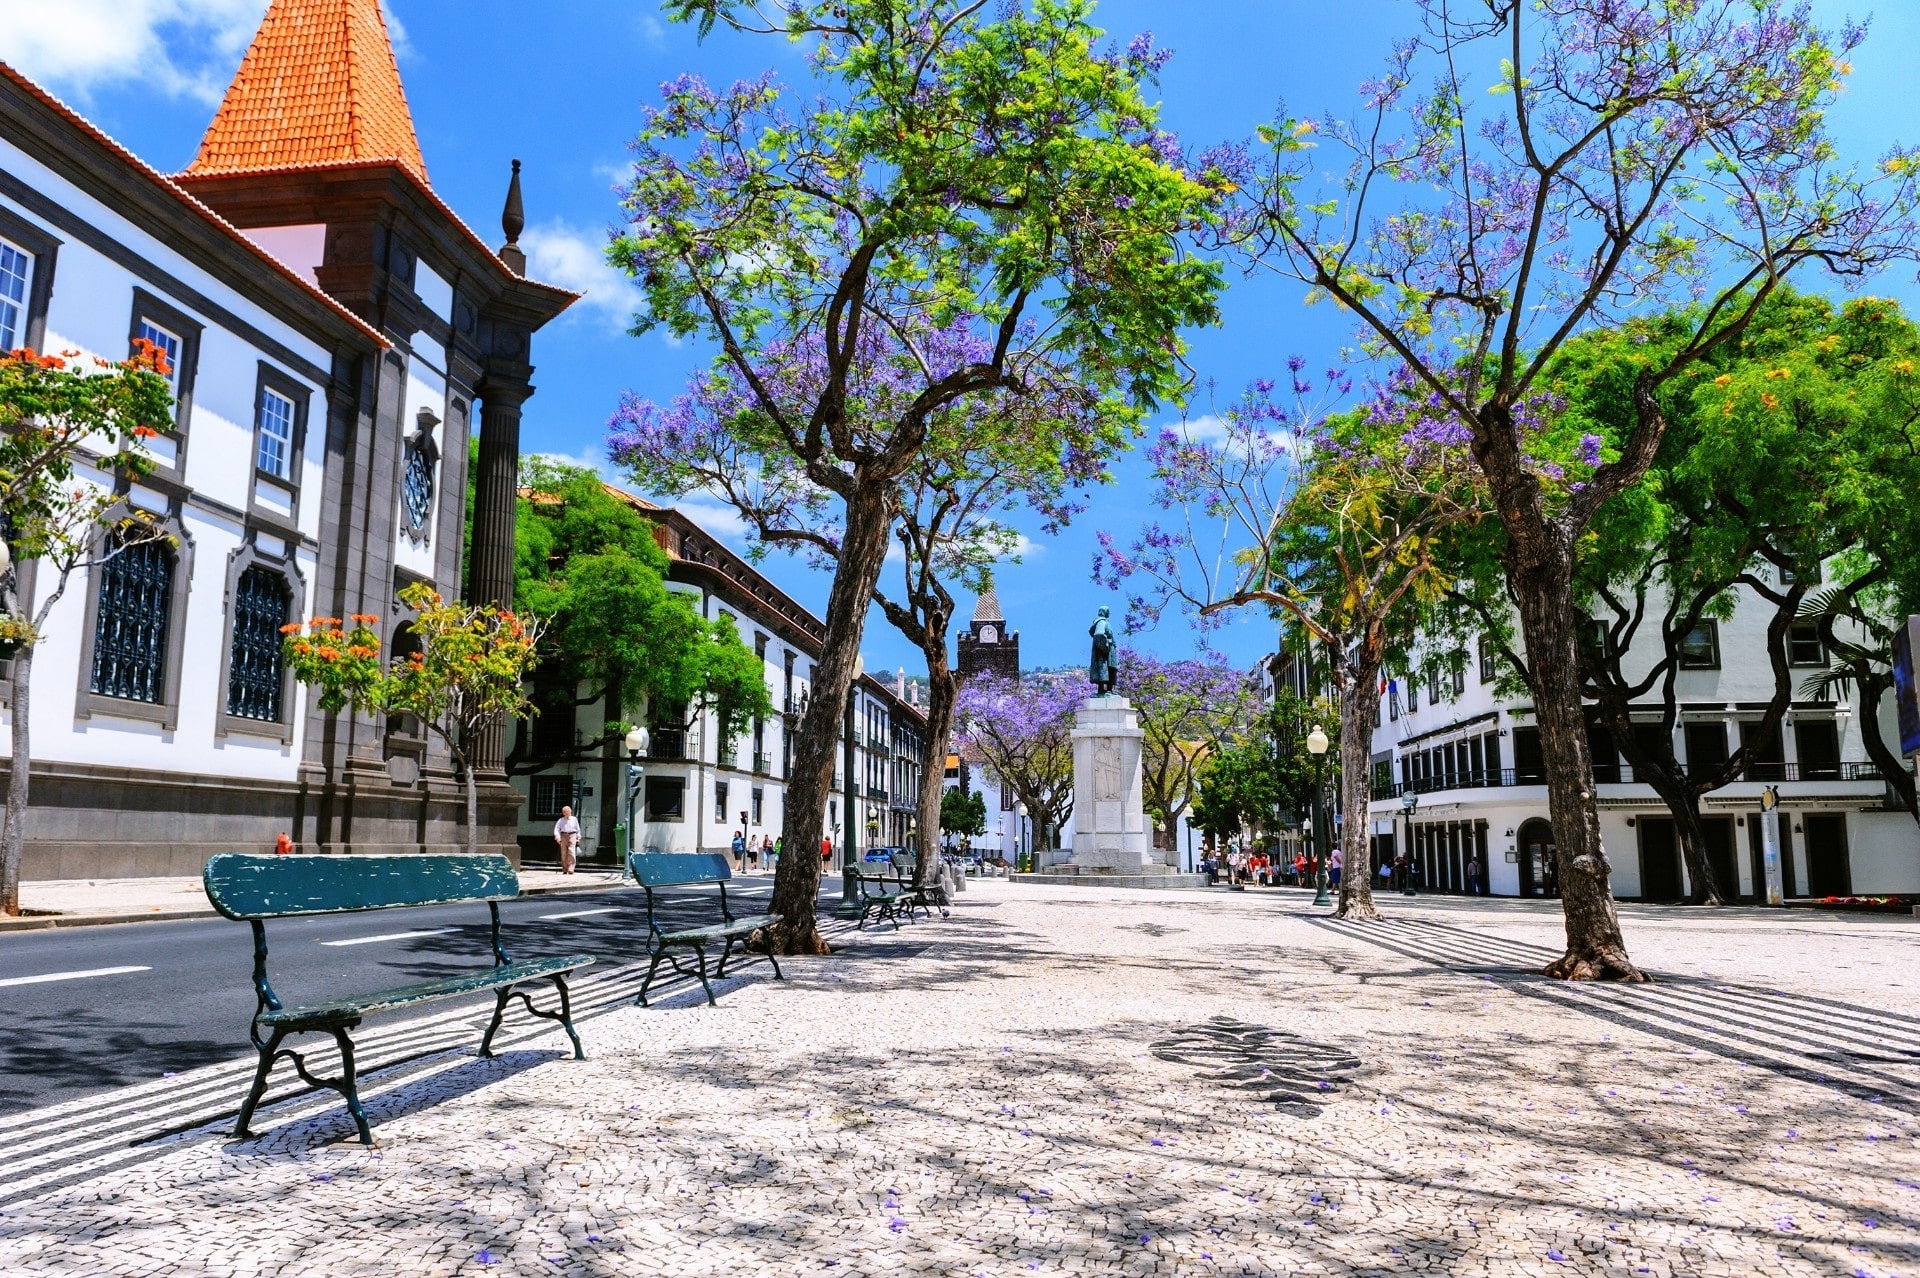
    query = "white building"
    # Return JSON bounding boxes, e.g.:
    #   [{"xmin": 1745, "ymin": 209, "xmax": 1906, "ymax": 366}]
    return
[
  {"xmin": 508, "ymin": 489, "xmax": 928, "ymax": 864},
  {"xmin": 1361, "ymin": 585, "xmax": 1920, "ymax": 900},
  {"xmin": 1, "ymin": 0, "xmax": 573, "ymax": 879}
]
